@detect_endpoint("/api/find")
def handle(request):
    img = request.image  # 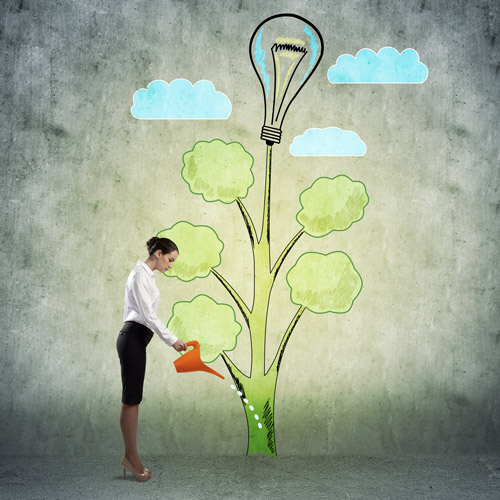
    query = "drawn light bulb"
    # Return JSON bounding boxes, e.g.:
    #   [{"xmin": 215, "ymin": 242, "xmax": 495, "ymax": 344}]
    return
[{"xmin": 249, "ymin": 14, "xmax": 324, "ymax": 145}]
